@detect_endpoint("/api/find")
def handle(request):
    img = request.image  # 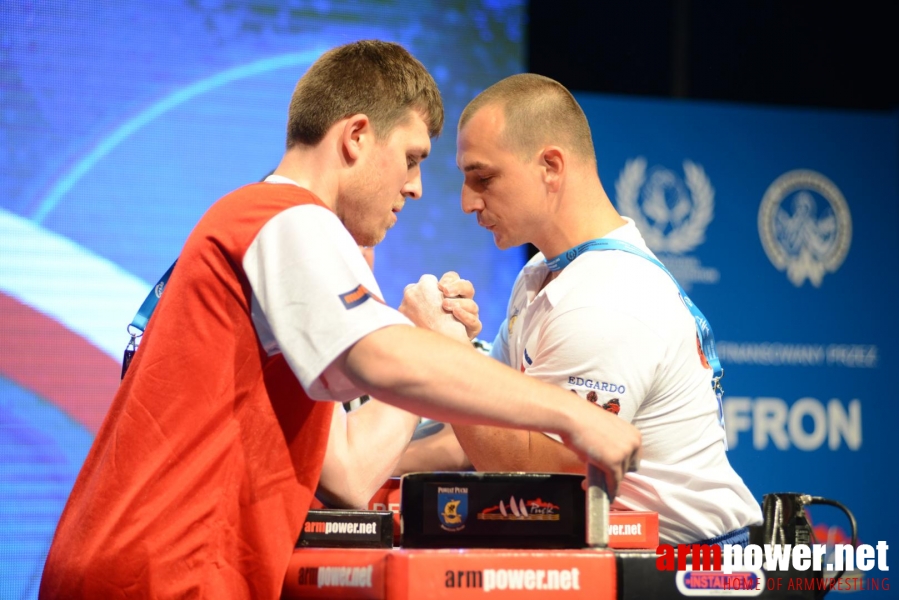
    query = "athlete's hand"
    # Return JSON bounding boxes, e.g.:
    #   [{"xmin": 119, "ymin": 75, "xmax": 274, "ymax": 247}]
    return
[
  {"xmin": 560, "ymin": 403, "xmax": 642, "ymax": 500},
  {"xmin": 437, "ymin": 271, "xmax": 482, "ymax": 340},
  {"xmin": 400, "ymin": 274, "xmax": 468, "ymax": 342}
]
